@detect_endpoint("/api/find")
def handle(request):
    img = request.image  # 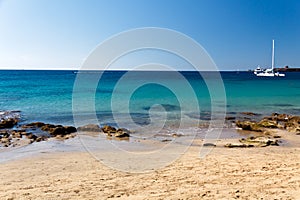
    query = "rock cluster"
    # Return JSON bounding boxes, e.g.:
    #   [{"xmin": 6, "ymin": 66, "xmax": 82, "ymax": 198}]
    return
[
  {"xmin": 0, "ymin": 111, "xmax": 77, "ymax": 148},
  {"xmin": 225, "ymin": 136, "xmax": 279, "ymax": 148},
  {"xmin": 0, "ymin": 111, "xmax": 20, "ymax": 129},
  {"xmin": 102, "ymin": 125, "xmax": 130, "ymax": 138},
  {"xmin": 227, "ymin": 113, "xmax": 300, "ymax": 148},
  {"xmin": 235, "ymin": 113, "xmax": 300, "ymax": 134},
  {"xmin": 0, "ymin": 129, "xmax": 47, "ymax": 147},
  {"xmin": 23, "ymin": 122, "xmax": 77, "ymax": 139},
  {"xmin": 77, "ymin": 124, "xmax": 131, "ymax": 139}
]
